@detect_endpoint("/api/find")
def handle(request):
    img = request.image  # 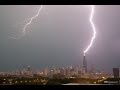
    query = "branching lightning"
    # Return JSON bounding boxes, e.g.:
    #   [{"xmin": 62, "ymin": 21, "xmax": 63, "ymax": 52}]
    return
[
  {"xmin": 10, "ymin": 5, "xmax": 96, "ymax": 55},
  {"xmin": 83, "ymin": 5, "xmax": 96, "ymax": 56},
  {"xmin": 10, "ymin": 5, "xmax": 43, "ymax": 39}
]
